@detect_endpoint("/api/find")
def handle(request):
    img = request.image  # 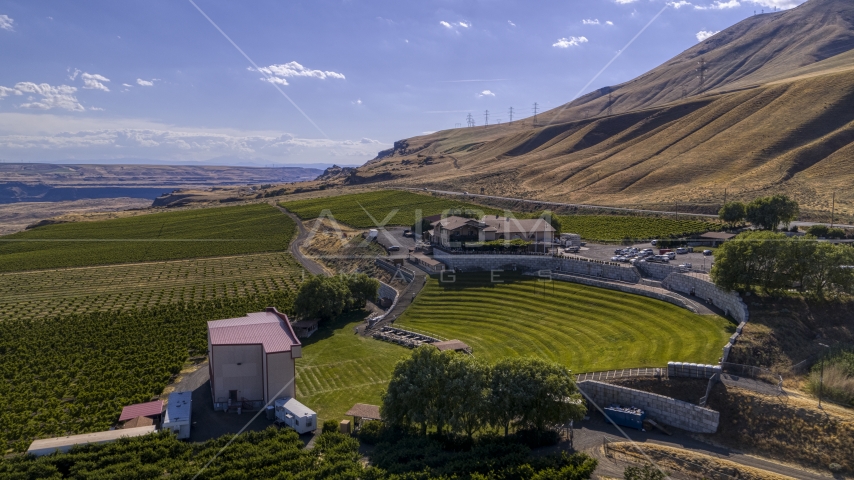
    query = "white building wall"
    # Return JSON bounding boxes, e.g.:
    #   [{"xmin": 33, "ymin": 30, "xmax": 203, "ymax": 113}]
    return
[
  {"xmin": 266, "ymin": 352, "xmax": 296, "ymax": 403},
  {"xmin": 211, "ymin": 344, "xmax": 264, "ymax": 403}
]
